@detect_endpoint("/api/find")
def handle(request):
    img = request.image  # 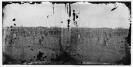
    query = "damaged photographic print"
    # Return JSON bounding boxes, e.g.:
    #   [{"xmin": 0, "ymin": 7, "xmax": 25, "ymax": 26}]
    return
[{"xmin": 2, "ymin": 1, "xmax": 131, "ymax": 65}]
